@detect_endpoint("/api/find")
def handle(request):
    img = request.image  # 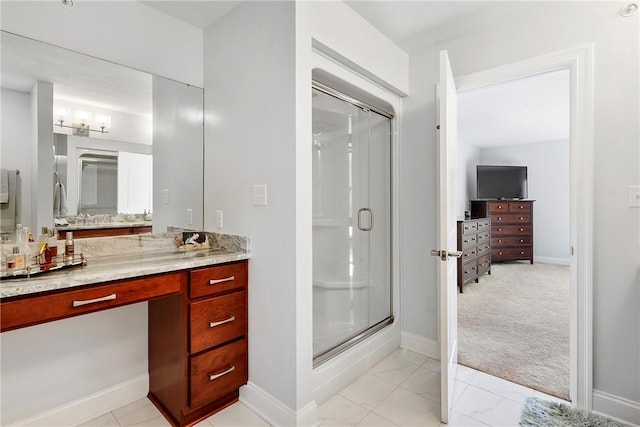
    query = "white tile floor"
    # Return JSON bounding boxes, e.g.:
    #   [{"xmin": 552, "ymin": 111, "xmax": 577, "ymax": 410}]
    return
[{"xmin": 79, "ymin": 349, "xmax": 568, "ymax": 427}]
